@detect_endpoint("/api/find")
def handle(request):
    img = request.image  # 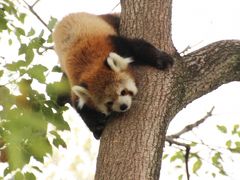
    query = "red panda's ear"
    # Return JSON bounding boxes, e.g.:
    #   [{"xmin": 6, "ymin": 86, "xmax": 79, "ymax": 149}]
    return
[
  {"xmin": 72, "ymin": 85, "xmax": 90, "ymax": 109},
  {"xmin": 107, "ymin": 52, "xmax": 133, "ymax": 72}
]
